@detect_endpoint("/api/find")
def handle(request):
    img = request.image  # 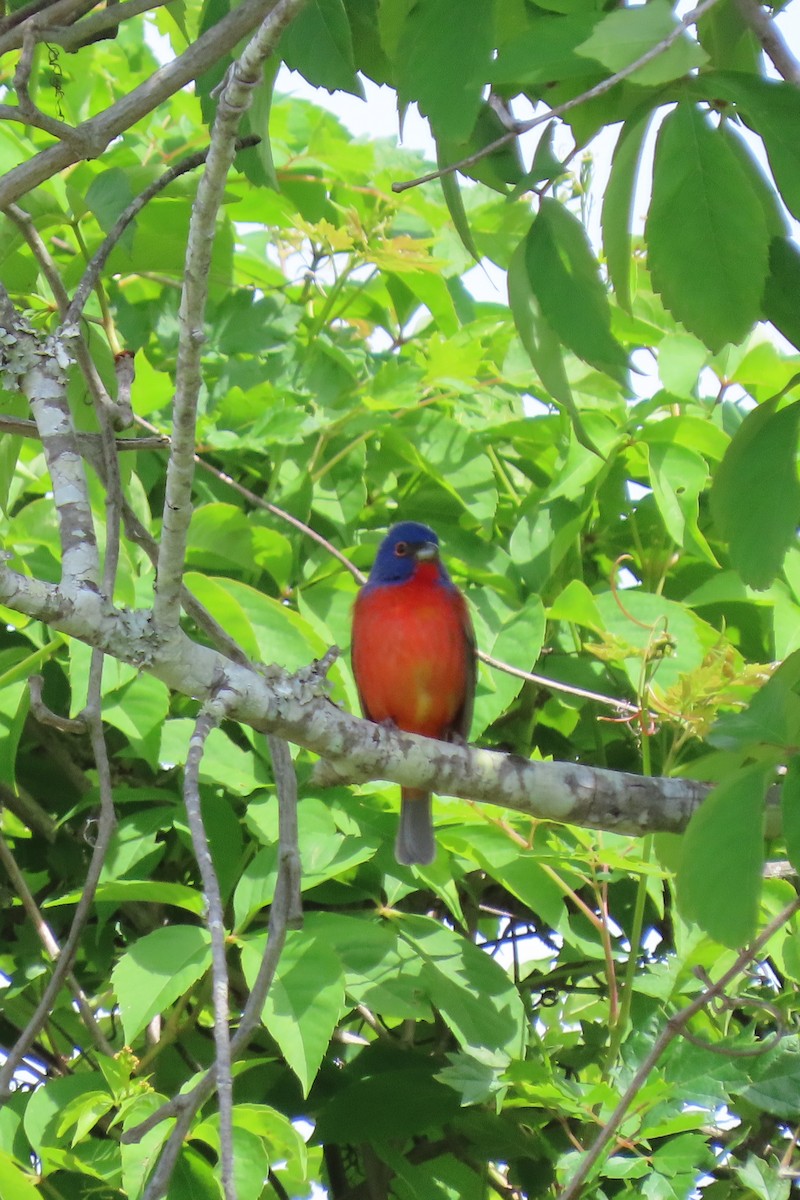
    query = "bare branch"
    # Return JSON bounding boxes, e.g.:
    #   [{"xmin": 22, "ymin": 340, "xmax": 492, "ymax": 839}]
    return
[
  {"xmin": 28, "ymin": 672, "xmax": 86, "ymax": 733},
  {"xmin": 43, "ymin": 0, "xmax": 169, "ymax": 51},
  {"xmin": 0, "ymin": 647, "xmax": 117, "ymax": 1098},
  {"xmin": 184, "ymin": 689, "xmax": 238, "ymax": 1200},
  {"xmin": 130, "ymin": 720, "xmax": 303, "ymax": 1198},
  {"xmin": 154, "ymin": 0, "xmax": 307, "ymax": 633},
  {"xmin": 392, "ymin": 0, "xmax": 724, "ymax": 194},
  {"xmin": 0, "ymin": 414, "xmax": 167, "ymax": 452},
  {"xmin": 0, "ymin": 0, "xmax": 294, "ymax": 208},
  {"xmin": 0, "ymin": 0, "xmax": 94, "ymax": 46},
  {"xmin": 267, "ymin": 734, "xmax": 303, "ymax": 928},
  {"xmin": 734, "ymin": 0, "xmax": 800, "ymax": 86},
  {"xmin": 557, "ymin": 895, "xmax": 800, "ymax": 1200}
]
